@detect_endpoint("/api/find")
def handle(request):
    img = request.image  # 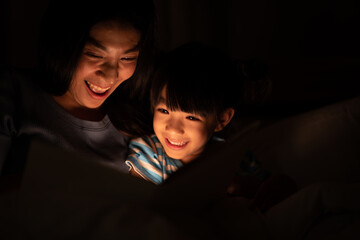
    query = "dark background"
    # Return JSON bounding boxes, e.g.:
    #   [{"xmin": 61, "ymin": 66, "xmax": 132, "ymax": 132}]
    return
[{"xmin": 1, "ymin": 0, "xmax": 360, "ymax": 117}]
